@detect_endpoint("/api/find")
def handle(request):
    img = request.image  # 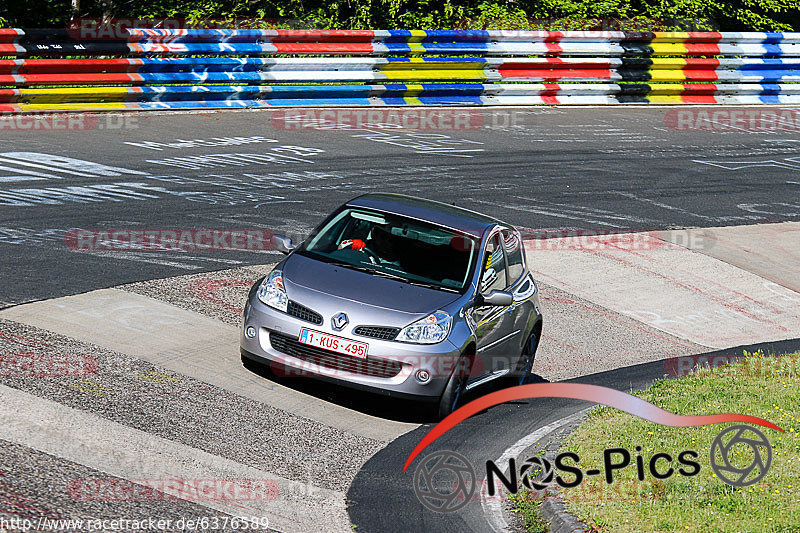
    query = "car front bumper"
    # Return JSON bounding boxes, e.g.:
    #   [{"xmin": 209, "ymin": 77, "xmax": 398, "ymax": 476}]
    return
[{"xmin": 240, "ymin": 298, "xmax": 463, "ymax": 400}]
